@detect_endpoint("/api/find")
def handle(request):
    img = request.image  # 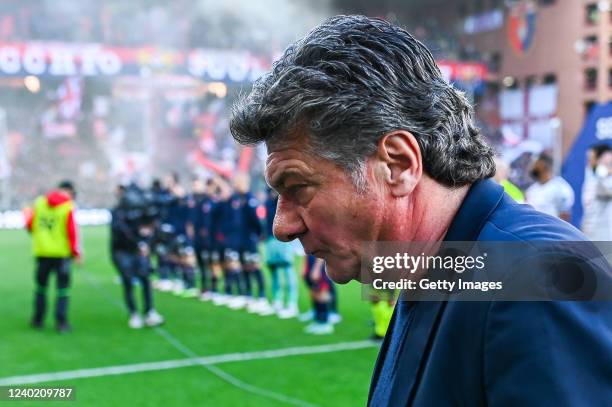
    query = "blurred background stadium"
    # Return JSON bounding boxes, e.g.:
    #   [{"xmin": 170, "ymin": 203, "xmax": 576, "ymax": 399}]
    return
[{"xmin": 1, "ymin": 0, "xmax": 611, "ymax": 406}]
